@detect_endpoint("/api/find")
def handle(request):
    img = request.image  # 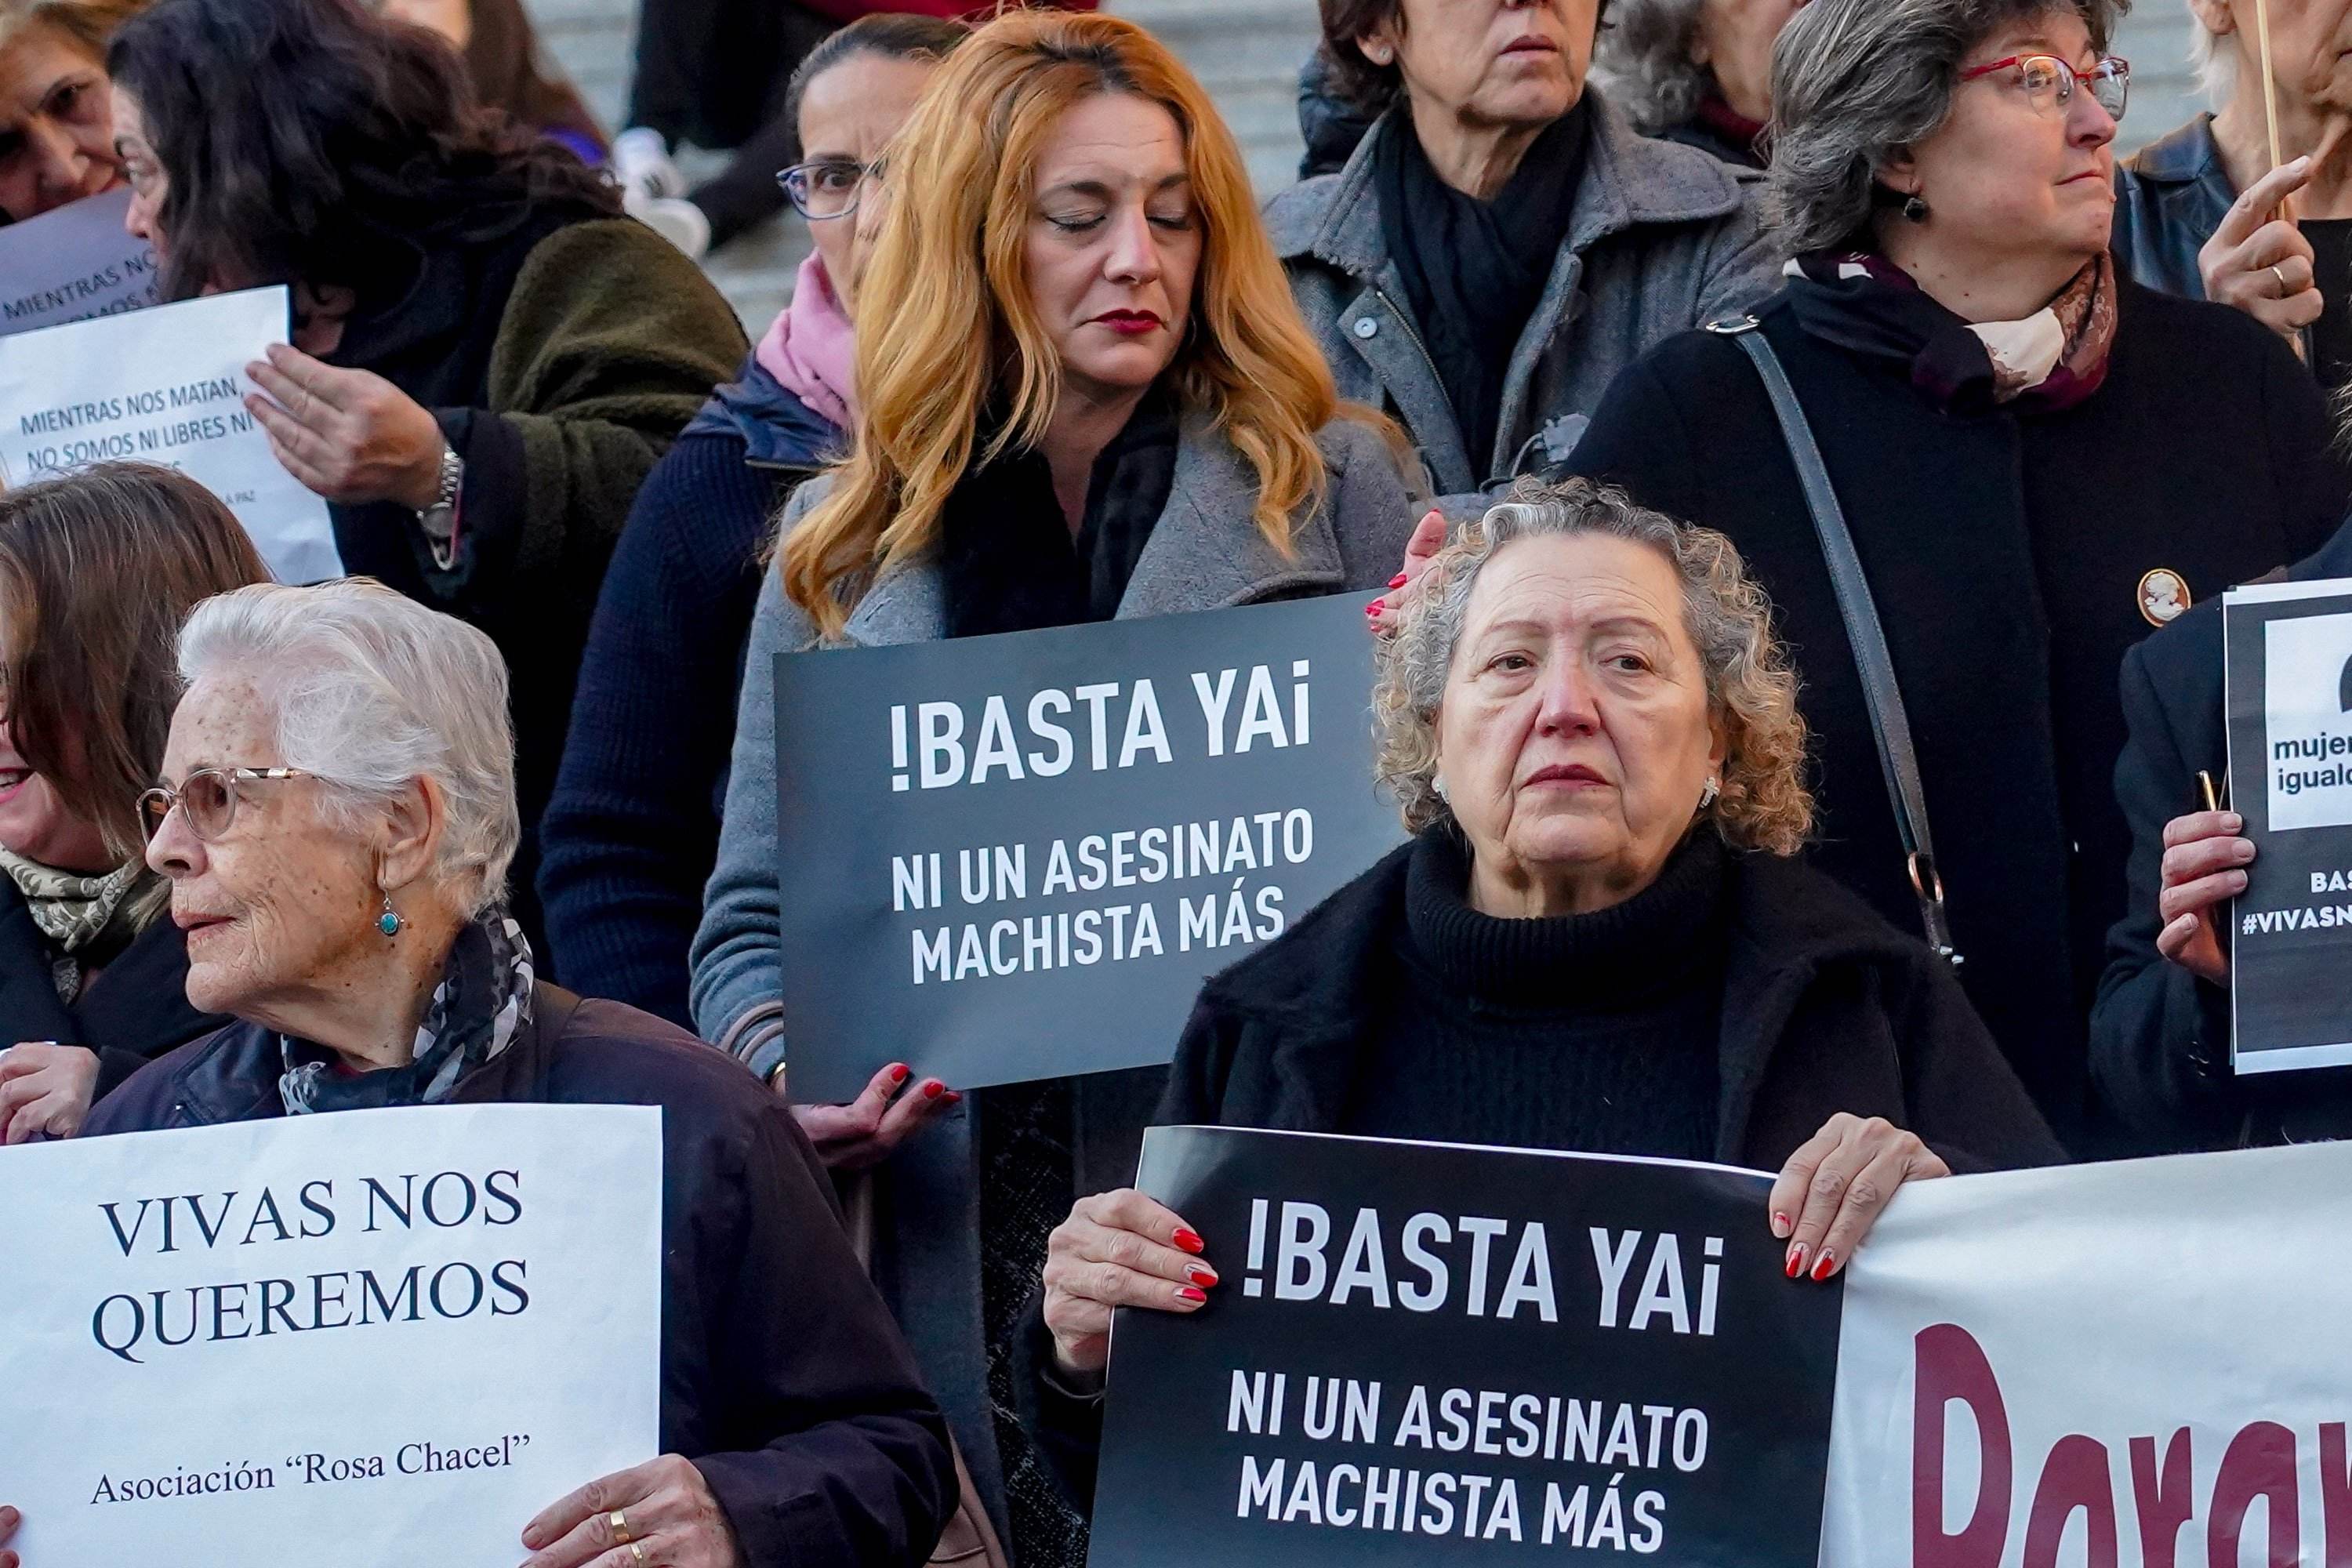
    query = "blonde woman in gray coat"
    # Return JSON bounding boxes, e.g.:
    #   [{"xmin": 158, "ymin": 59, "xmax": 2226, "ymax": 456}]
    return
[{"xmin": 688, "ymin": 13, "xmax": 1415, "ymax": 1564}]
